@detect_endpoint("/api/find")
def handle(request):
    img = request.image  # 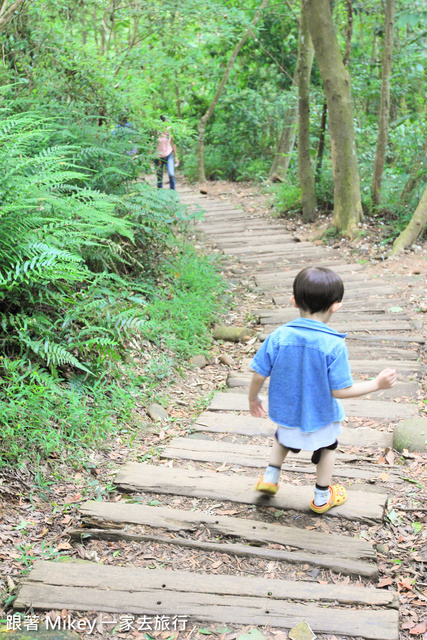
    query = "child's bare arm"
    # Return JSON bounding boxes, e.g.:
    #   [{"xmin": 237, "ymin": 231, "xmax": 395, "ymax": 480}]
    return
[
  {"xmin": 331, "ymin": 368, "xmax": 397, "ymax": 399},
  {"xmin": 249, "ymin": 372, "xmax": 268, "ymax": 417}
]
